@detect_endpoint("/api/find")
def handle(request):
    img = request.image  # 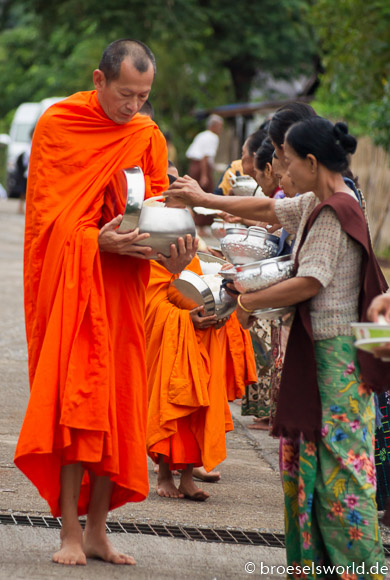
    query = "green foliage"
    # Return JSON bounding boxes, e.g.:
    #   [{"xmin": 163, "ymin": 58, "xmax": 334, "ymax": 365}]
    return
[
  {"xmin": 307, "ymin": 0, "xmax": 390, "ymax": 151},
  {"xmin": 0, "ymin": 0, "xmax": 316, "ymax": 170}
]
